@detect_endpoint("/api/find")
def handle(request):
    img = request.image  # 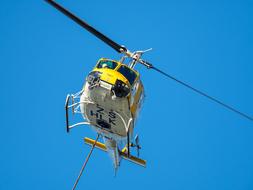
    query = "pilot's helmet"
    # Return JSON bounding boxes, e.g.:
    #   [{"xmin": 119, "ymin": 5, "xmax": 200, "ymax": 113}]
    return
[{"xmin": 102, "ymin": 63, "xmax": 108, "ymax": 68}]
